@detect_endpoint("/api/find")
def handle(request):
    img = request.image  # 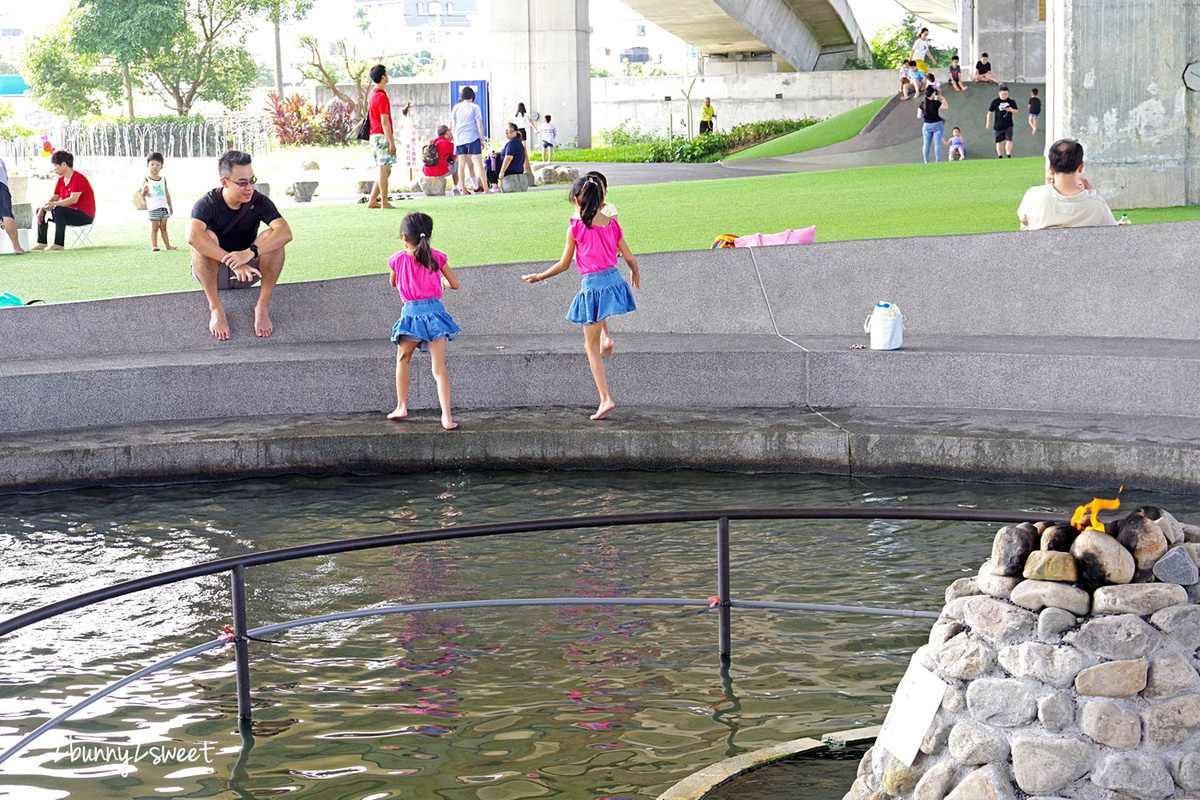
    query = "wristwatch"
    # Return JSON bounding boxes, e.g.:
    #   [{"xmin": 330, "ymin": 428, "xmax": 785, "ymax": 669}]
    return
[{"xmin": 248, "ymin": 244, "xmax": 259, "ymax": 258}]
